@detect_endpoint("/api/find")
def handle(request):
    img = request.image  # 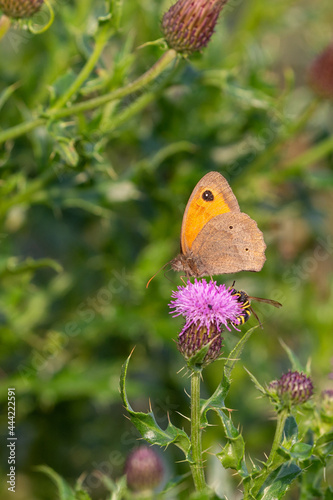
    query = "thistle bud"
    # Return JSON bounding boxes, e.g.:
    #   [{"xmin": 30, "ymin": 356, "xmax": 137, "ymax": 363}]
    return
[
  {"xmin": 177, "ymin": 321, "xmax": 222, "ymax": 366},
  {"xmin": 0, "ymin": 0, "xmax": 43, "ymax": 19},
  {"xmin": 308, "ymin": 43, "xmax": 333, "ymax": 99},
  {"xmin": 270, "ymin": 370, "xmax": 313, "ymax": 408},
  {"xmin": 125, "ymin": 446, "xmax": 164, "ymax": 492},
  {"xmin": 161, "ymin": 0, "xmax": 228, "ymax": 56}
]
